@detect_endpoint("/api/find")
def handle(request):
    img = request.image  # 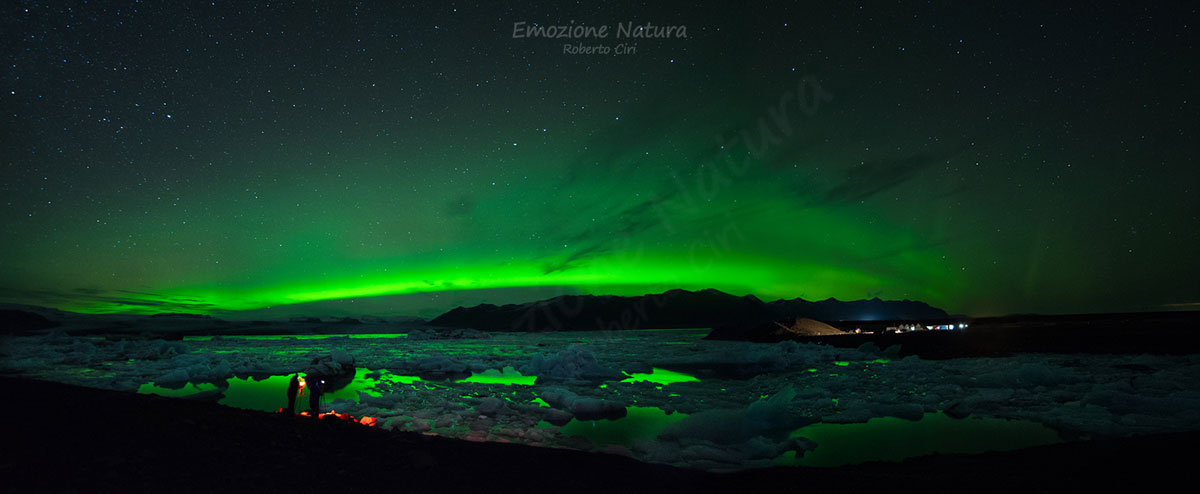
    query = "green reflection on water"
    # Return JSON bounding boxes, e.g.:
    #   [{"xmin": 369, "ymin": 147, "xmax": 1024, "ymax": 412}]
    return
[
  {"xmin": 777, "ymin": 412, "xmax": 1061, "ymax": 467},
  {"xmin": 620, "ymin": 368, "xmax": 700, "ymax": 385},
  {"xmin": 559, "ymin": 406, "xmax": 689, "ymax": 447}
]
